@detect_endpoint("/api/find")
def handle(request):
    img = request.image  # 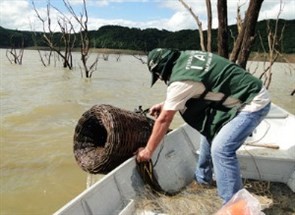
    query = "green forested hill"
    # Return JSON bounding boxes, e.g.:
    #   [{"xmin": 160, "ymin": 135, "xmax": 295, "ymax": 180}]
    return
[{"xmin": 0, "ymin": 19, "xmax": 294, "ymax": 53}]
